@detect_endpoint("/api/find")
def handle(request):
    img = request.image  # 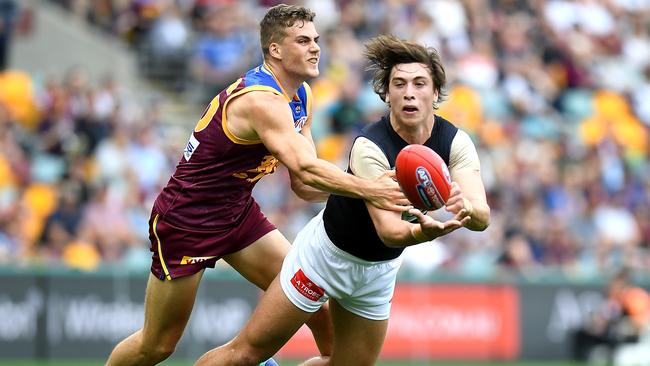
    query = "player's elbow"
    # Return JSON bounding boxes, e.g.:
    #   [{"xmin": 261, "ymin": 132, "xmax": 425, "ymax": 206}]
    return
[
  {"xmin": 289, "ymin": 157, "xmax": 319, "ymax": 187},
  {"xmin": 469, "ymin": 205, "xmax": 491, "ymax": 232},
  {"xmin": 290, "ymin": 181, "xmax": 328, "ymax": 203},
  {"xmin": 470, "ymin": 221, "xmax": 489, "ymax": 232},
  {"xmin": 477, "ymin": 217, "xmax": 490, "ymax": 231}
]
